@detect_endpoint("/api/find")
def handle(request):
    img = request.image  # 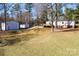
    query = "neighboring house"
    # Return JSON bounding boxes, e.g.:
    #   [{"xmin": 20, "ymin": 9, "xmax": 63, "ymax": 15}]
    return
[{"xmin": 44, "ymin": 20, "xmax": 75, "ymax": 28}]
